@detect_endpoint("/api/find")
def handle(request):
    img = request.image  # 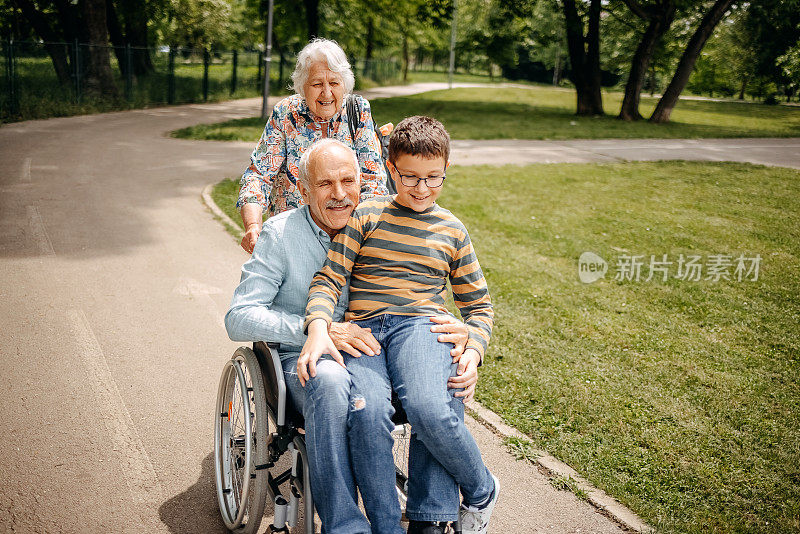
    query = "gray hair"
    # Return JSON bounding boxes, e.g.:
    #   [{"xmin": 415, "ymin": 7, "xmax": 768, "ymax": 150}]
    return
[
  {"xmin": 298, "ymin": 138, "xmax": 360, "ymax": 187},
  {"xmin": 291, "ymin": 38, "xmax": 355, "ymax": 98}
]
